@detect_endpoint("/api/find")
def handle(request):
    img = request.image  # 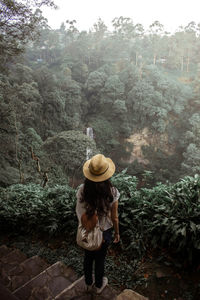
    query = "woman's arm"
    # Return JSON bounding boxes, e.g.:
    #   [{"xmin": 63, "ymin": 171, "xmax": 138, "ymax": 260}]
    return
[
  {"xmin": 111, "ymin": 200, "xmax": 120, "ymax": 243},
  {"xmin": 76, "ymin": 185, "xmax": 85, "ymax": 223}
]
